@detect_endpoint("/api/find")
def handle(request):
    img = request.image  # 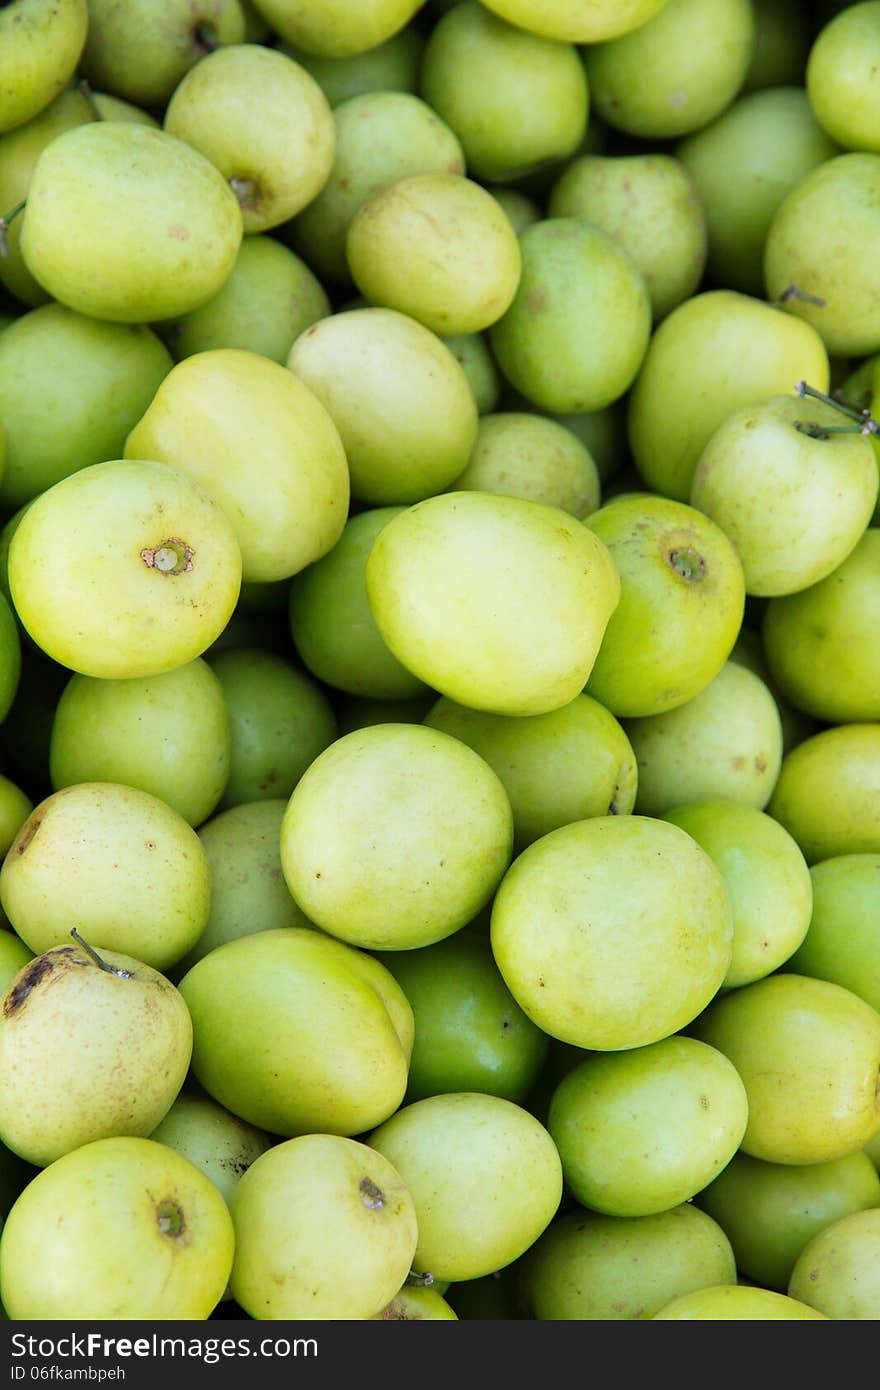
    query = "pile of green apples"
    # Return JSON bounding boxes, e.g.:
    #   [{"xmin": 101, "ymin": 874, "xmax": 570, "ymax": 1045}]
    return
[{"xmin": 0, "ymin": 0, "xmax": 878, "ymax": 1325}]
